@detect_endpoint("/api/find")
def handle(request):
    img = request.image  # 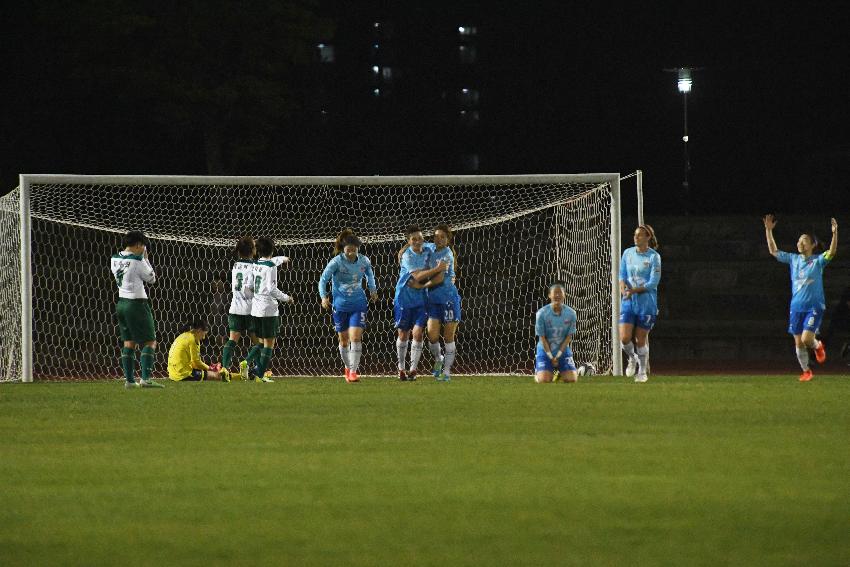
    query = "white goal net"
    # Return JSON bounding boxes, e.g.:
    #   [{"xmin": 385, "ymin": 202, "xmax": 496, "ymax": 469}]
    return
[{"xmin": 0, "ymin": 175, "xmax": 621, "ymax": 382}]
